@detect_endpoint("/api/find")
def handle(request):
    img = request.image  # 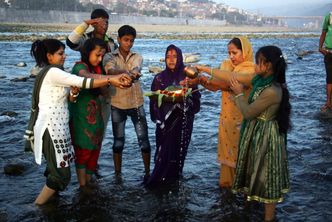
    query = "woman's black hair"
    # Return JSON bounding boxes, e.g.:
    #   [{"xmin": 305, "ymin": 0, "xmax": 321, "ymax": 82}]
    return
[
  {"xmin": 255, "ymin": 45, "xmax": 291, "ymax": 134},
  {"xmin": 80, "ymin": 38, "xmax": 107, "ymax": 71},
  {"xmin": 228, "ymin": 38, "xmax": 242, "ymax": 50},
  {"xmin": 30, "ymin": 39, "xmax": 65, "ymax": 67}
]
